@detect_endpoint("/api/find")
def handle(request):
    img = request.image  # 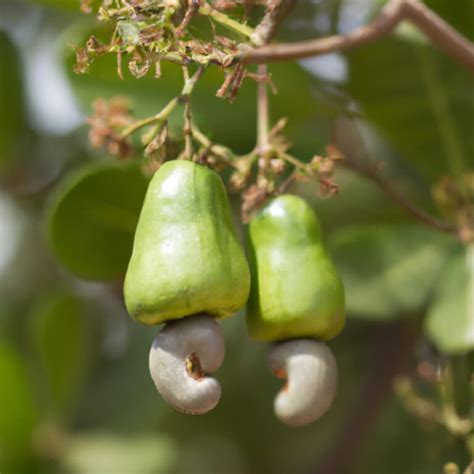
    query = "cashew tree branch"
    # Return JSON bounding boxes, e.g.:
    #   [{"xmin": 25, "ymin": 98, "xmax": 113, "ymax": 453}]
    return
[{"xmin": 243, "ymin": 0, "xmax": 474, "ymax": 73}]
